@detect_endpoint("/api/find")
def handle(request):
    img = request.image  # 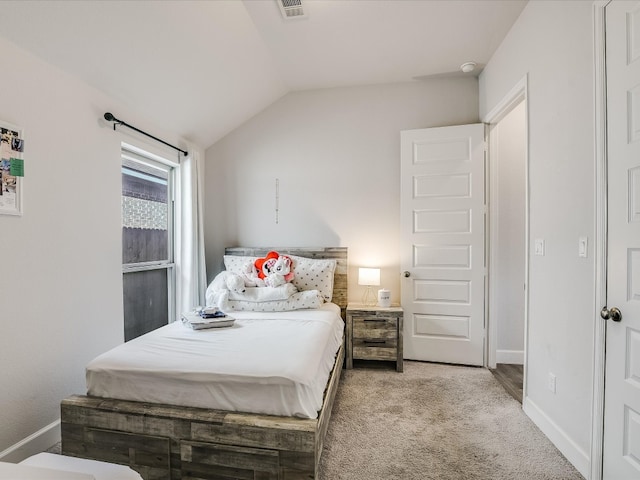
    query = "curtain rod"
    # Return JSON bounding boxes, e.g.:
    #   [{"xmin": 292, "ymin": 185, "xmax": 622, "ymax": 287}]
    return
[{"xmin": 103, "ymin": 112, "xmax": 188, "ymax": 157}]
